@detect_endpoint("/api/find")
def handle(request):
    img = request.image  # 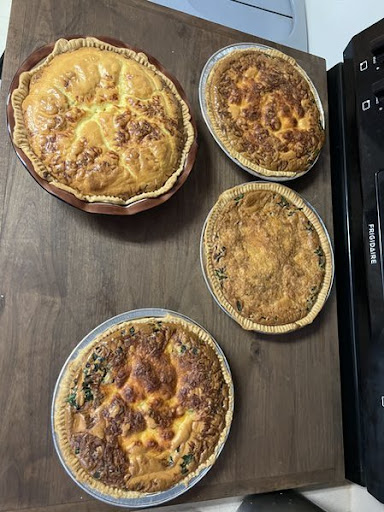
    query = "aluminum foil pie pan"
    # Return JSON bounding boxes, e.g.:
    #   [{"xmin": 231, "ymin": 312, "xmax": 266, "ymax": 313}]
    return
[
  {"xmin": 200, "ymin": 183, "xmax": 335, "ymax": 333},
  {"xmin": 199, "ymin": 43, "xmax": 325, "ymax": 182},
  {"xmin": 51, "ymin": 308, "xmax": 234, "ymax": 508}
]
